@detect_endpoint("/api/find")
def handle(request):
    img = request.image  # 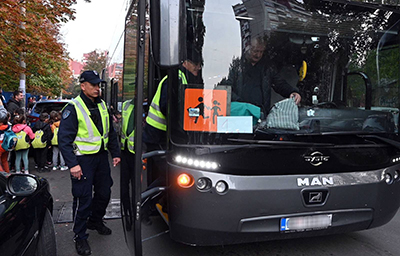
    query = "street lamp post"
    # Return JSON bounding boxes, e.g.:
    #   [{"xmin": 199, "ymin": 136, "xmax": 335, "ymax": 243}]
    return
[{"xmin": 19, "ymin": 1, "xmax": 26, "ymax": 108}]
